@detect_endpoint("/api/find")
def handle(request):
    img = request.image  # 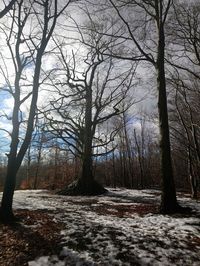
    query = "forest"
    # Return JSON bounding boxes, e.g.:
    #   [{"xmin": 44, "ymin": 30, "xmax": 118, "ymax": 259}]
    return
[{"xmin": 0, "ymin": 0, "xmax": 200, "ymax": 265}]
